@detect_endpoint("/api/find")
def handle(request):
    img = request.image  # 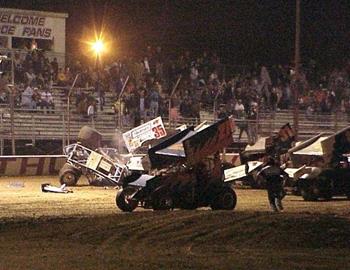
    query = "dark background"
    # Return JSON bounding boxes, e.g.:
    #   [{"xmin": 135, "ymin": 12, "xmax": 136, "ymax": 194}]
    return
[{"xmin": 0, "ymin": 0, "xmax": 349, "ymax": 66}]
